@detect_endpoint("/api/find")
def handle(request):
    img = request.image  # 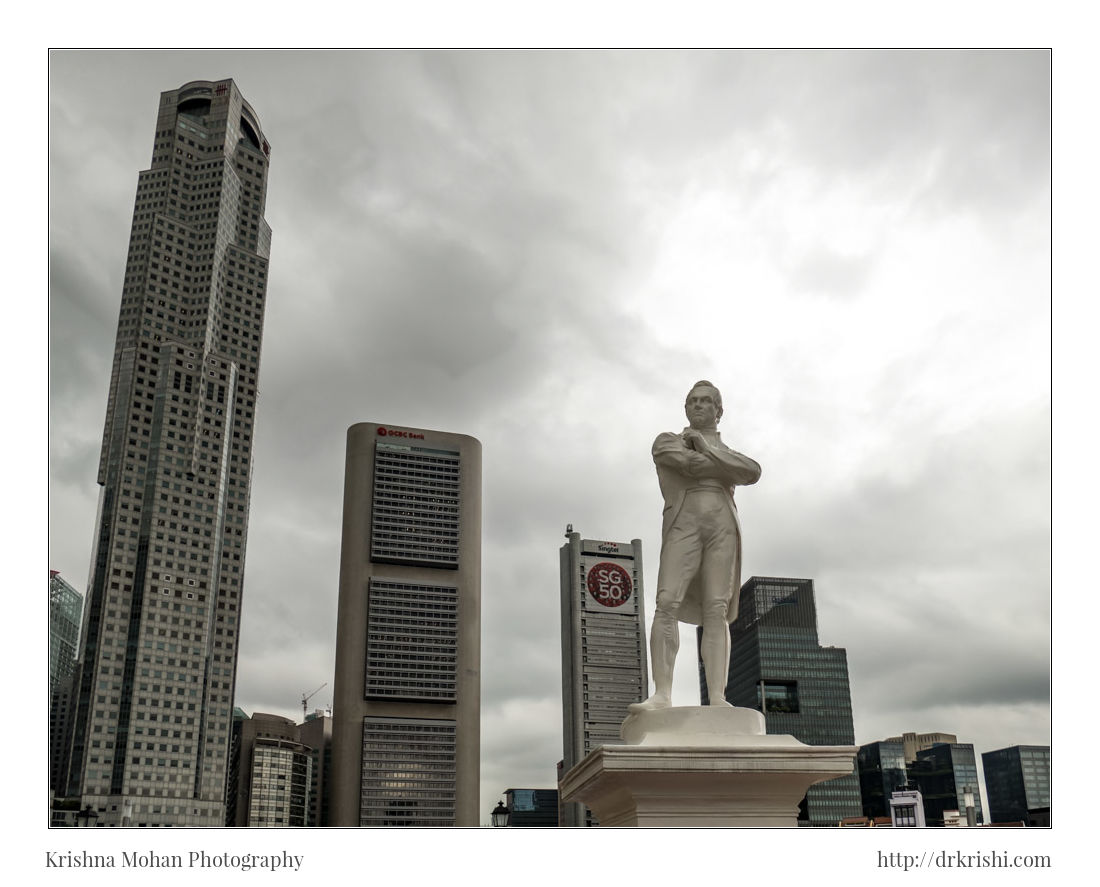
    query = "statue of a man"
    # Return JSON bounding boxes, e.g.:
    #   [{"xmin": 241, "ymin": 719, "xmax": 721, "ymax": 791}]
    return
[{"xmin": 631, "ymin": 380, "xmax": 761, "ymax": 711}]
